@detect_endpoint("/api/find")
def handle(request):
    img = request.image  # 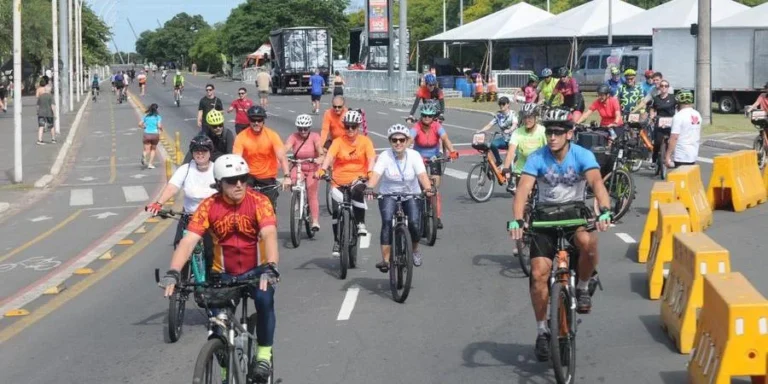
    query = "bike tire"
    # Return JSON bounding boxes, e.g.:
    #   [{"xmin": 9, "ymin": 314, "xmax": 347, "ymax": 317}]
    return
[
  {"xmin": 424, "ymin": 197, "xmax": 438, "ymax": 246},
  {"xmin": 167, "ymin": 291, "xmax": 186, "ymax": 343},
  {"xmin": 598, "ymin": 168, "xmax": 635, "ymax": 222},
  {"xmin": 339, "ymin": 209, "xmax": 350, "ymax": 280},
  {"xmin": 348, "ymin": 216, "xmax": 358, "ymax": 269},
  {"xmin": 549, "ymin": 282, "xmax": 576, "ymax": 384},
  {"xmin": 289, "ymin": 191, "xmax": 301, "ymax": 248},
  {"xmin": 466, "ymin": 162, "xmax": 495, "ymax": 203},
  {"xmin": 753, "ymin": 136, "xmax": 766, "ymax": 170},
  {"xmin": 389, "ymin": 223, "xmax": 414, "ymax": 303},
  {"xmin": 658, "ymin": 141, "xmax": 668, "ymax": 180},
  {"xmin": 325, "ymin": 182, "xmax": 334, "ymax": 216},
  {"xmin": 191, "ymin": 337, "xmax": 228, "ymax": 384}
]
